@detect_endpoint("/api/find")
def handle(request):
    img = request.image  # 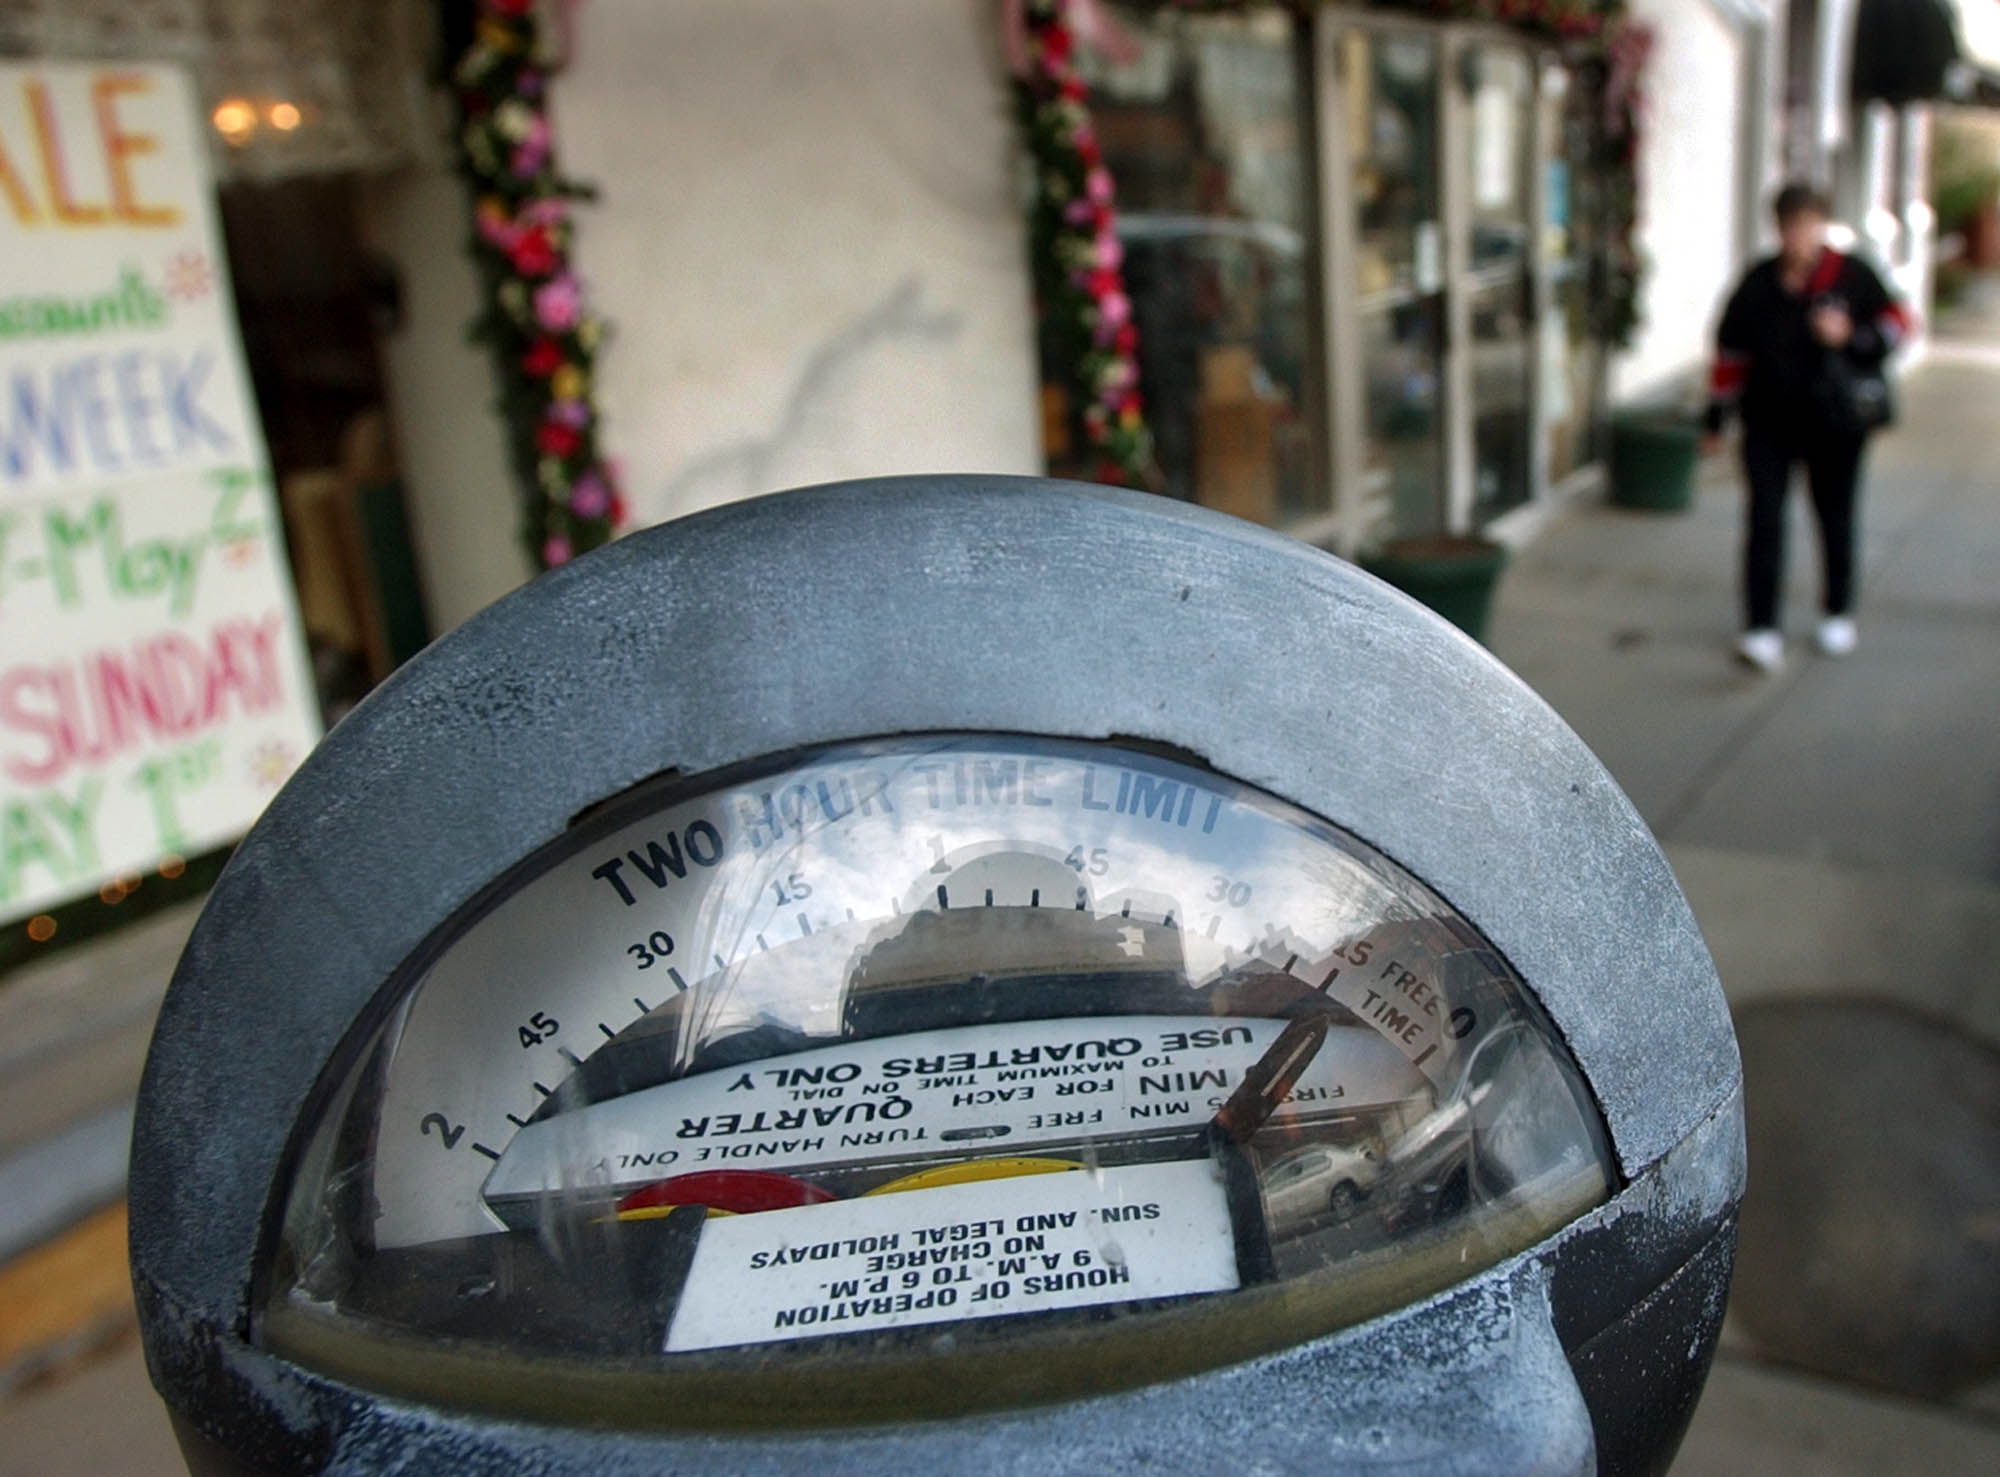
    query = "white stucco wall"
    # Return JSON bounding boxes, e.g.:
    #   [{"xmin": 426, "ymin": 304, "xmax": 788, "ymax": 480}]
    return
[
  {"xmin": 554, "ymin": 0, "xmax": 1042, "ymax": 527},
  {"xmin": 359, "ymin": 166, "xmax": 537, "ymax": 633},
  {"xmin": 1613, "ymin": 0, "xmax": 1748, "ymax": 404}
]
